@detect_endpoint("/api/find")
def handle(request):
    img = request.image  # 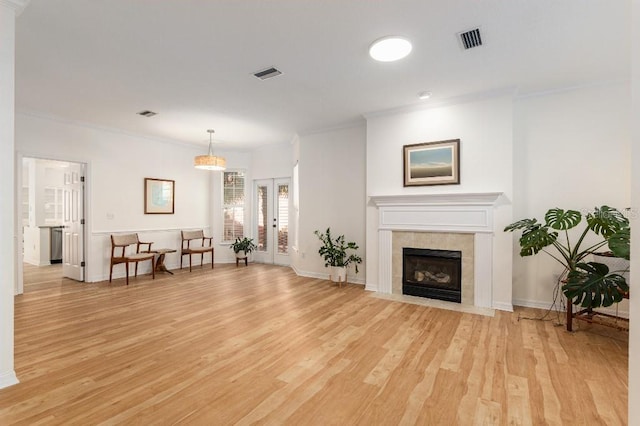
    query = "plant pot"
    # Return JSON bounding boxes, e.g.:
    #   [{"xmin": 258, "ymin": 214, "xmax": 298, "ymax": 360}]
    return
[
  {"xmin": 330, "ymin": 266, "xmax": 347, "ymax": 283},
  {"xmin": 235, "ymin": 250, "xmax": 247, "ymax": 259}
]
